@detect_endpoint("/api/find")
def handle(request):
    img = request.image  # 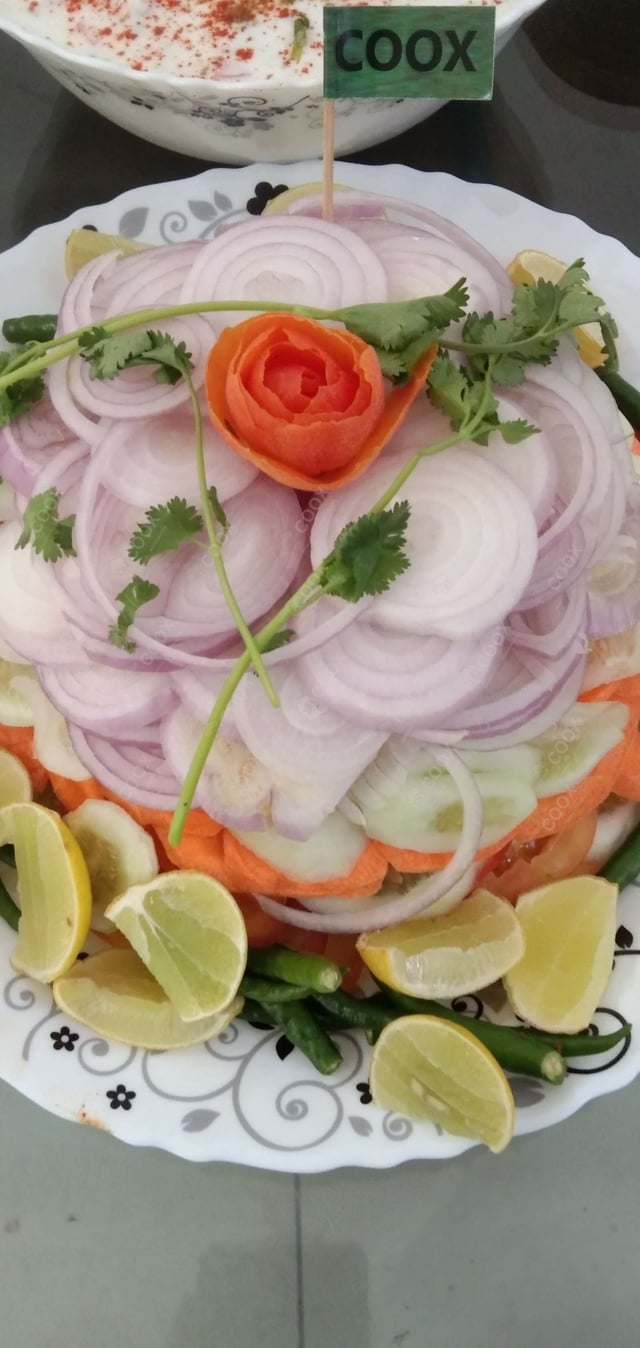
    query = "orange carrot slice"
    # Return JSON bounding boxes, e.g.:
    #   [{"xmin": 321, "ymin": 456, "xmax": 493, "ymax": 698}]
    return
[
  {"xmin": 206, "ymin": 312, "xmax": 436, "ymax": 492},
  {"xmin": 612, "ymin": 714, "xmax": 640, "ymax": 801},
  {"xmin": 580, "ymin": 674, "xmax": 640, "ymax": 708},
  {"xmin": 222, "ymin": 831, "xmax": 387, "ymax": 899},
  {"xmin": 373, "ymin": 834, "xmax": 517, "ymax": 875},
  {"xmin": 511, "ymin": 706, "xmax": 636, "ymax": 842},
  {"xmin": 49, "ymin": 773, "xmax": 105, "ymax": 812}
]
